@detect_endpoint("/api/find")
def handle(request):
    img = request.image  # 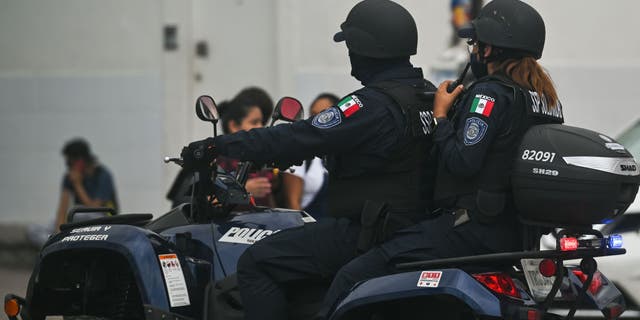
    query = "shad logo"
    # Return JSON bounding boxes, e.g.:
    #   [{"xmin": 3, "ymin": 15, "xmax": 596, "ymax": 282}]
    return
[
  {"xmin": 218, "ymin": 227, "xmax": 279, "ymax": 245},
  {"xmin": 621, "ymin": 164, "xmax": 637, "ymax": 172}
]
